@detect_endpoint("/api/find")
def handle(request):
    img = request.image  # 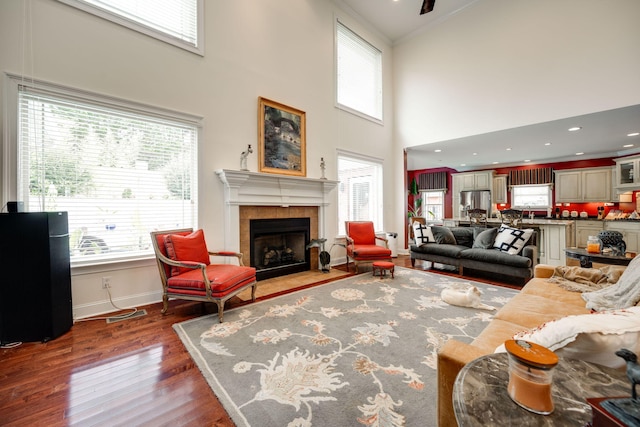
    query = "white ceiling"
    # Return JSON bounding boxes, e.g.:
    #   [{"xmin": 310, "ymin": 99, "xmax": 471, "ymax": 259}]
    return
[{"xmin": 335, "ymin": 0, "xmax": 640, "ymax": 171}]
